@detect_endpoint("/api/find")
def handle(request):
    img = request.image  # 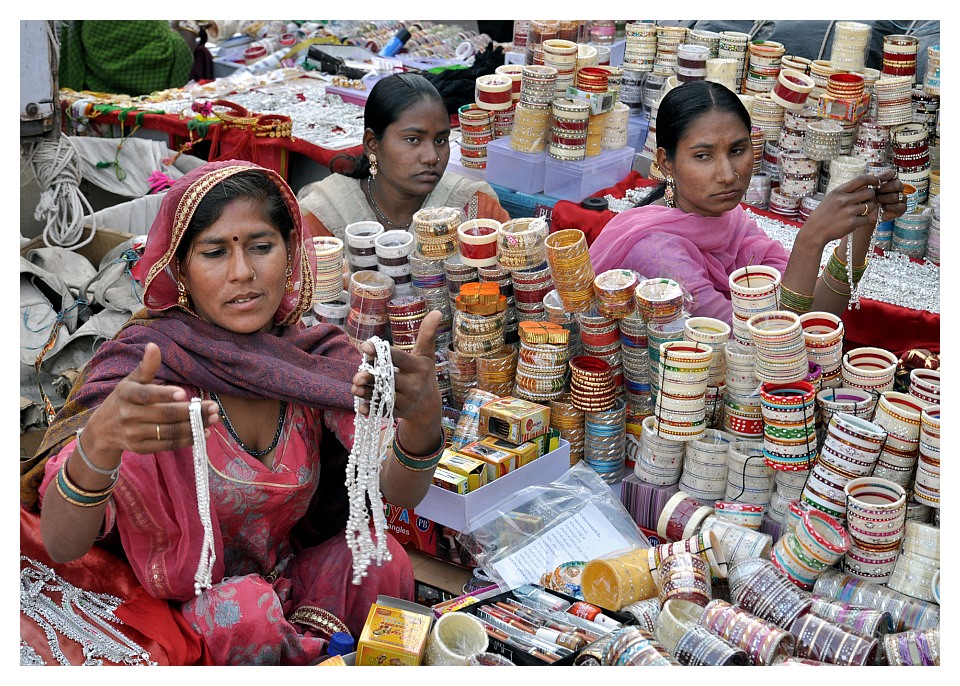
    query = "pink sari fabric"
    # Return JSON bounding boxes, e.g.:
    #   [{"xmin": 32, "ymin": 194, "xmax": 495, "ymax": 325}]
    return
[
  {"xmin": 589, "ymin": 204, "xmax": 791, "ymax": 325},
  {"xmin": 39, "ymin": 398, "xmax": 413, "ymax": 665}
]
